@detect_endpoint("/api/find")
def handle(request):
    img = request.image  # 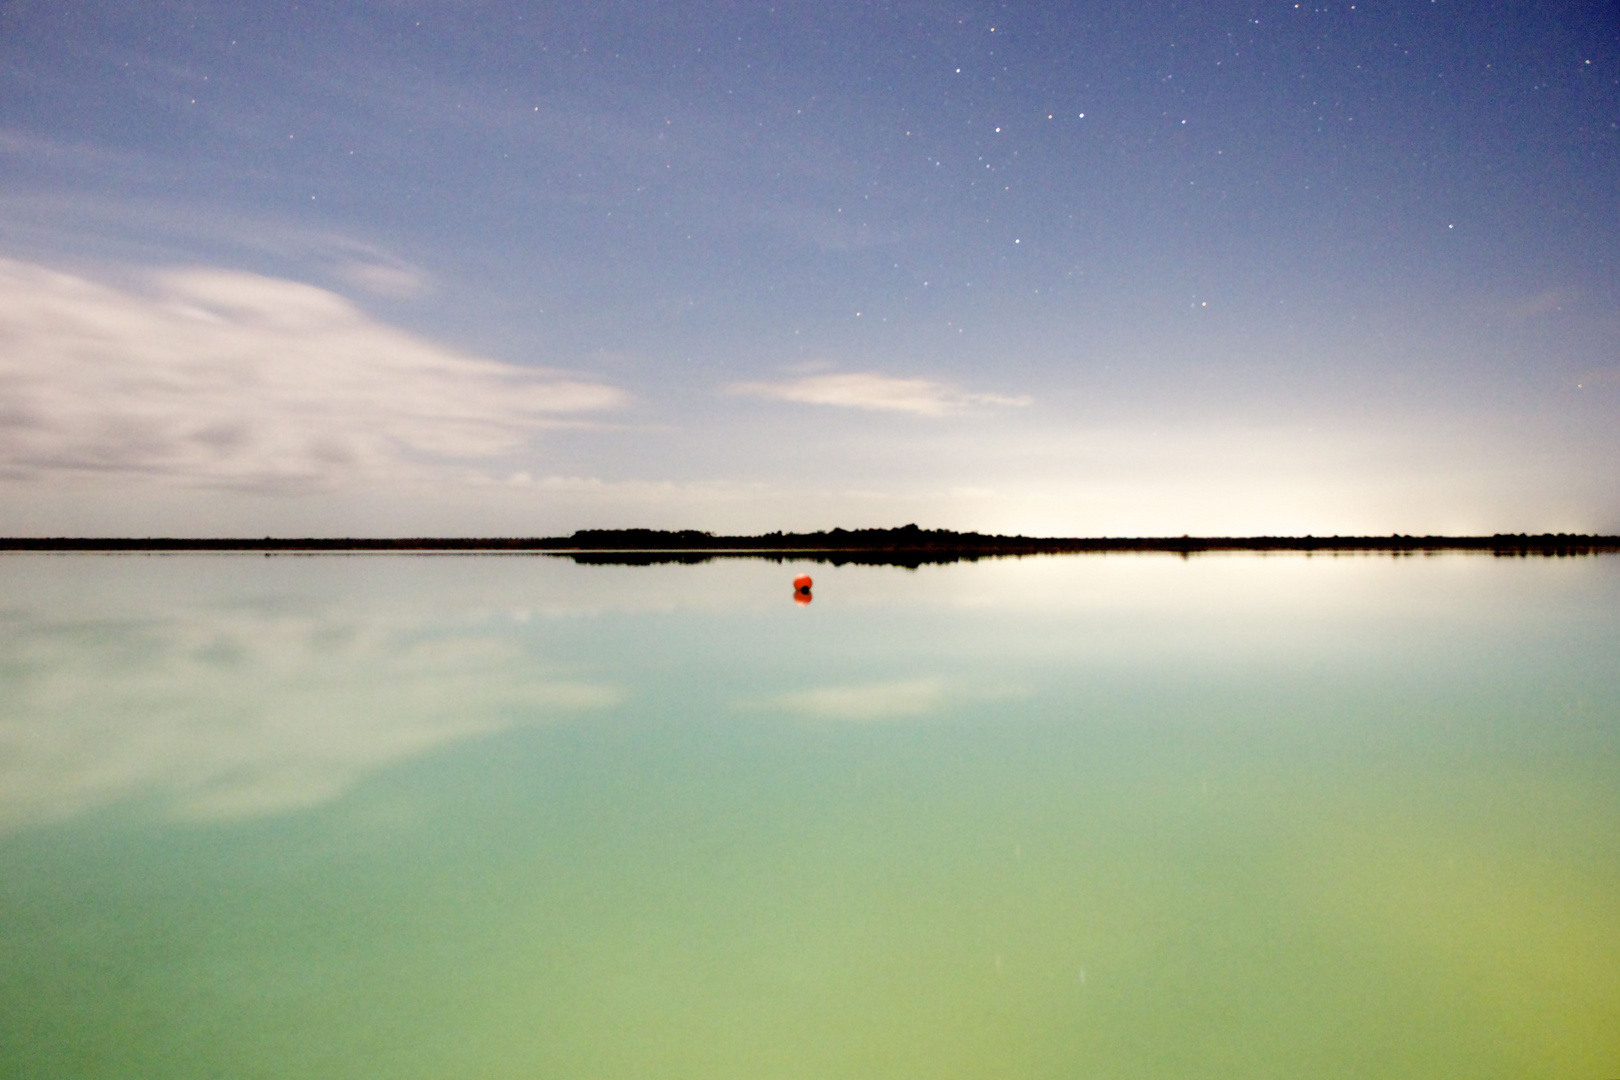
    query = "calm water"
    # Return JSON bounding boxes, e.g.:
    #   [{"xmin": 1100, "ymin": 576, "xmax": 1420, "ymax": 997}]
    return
[{"xmin": 1, "ymin": 552, "xmax": 1617, "ymax": 1079}]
